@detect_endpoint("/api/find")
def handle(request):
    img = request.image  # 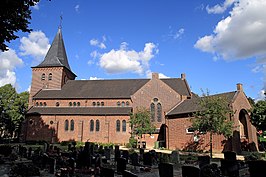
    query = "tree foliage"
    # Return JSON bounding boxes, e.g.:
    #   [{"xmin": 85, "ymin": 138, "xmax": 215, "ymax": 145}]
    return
[
  {"xmin": 250, "ymin": 100, "xmax": 266, "ymax": 131},
  {"xmin": 0, "ymin": 0, "xmax": 40, "ymax": 51},
  {"xmin": 129, "ymin": 107, "xmax": 156, "ymax": 139},
  {"xmin": 191, "ymin": 94, "xmax": 233, "ymax": 157},
  {"xmin": 0, "ymin": 84, "xmax": 29, "ymax": 140}
]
